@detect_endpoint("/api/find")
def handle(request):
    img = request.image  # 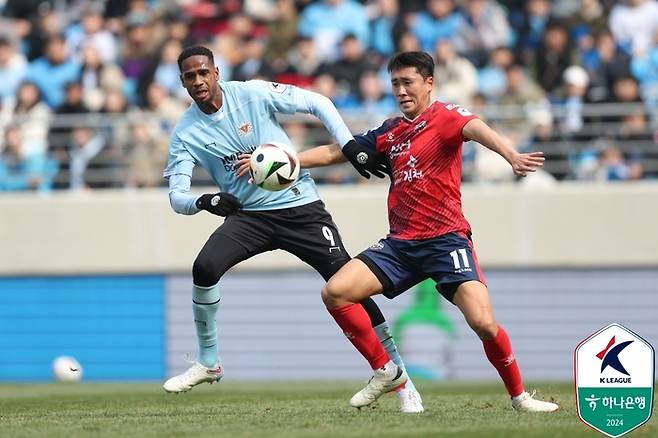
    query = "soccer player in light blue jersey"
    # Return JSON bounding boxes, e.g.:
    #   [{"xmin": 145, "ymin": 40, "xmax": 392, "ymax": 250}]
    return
[{"xmin": 161, "ymin": 46, "xmax": 423, "ymax": 412}]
